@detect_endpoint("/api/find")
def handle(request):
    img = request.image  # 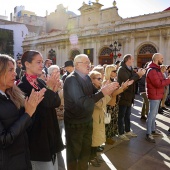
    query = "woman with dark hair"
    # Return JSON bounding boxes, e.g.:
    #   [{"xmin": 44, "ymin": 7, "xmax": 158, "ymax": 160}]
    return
[
  {"xmin": 0, "ymin": 54, "xmax": 45, "ymax": 170},
  {"xmin": 18, "ymin": 50, "xmax": 64, "ymax": 170}
]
